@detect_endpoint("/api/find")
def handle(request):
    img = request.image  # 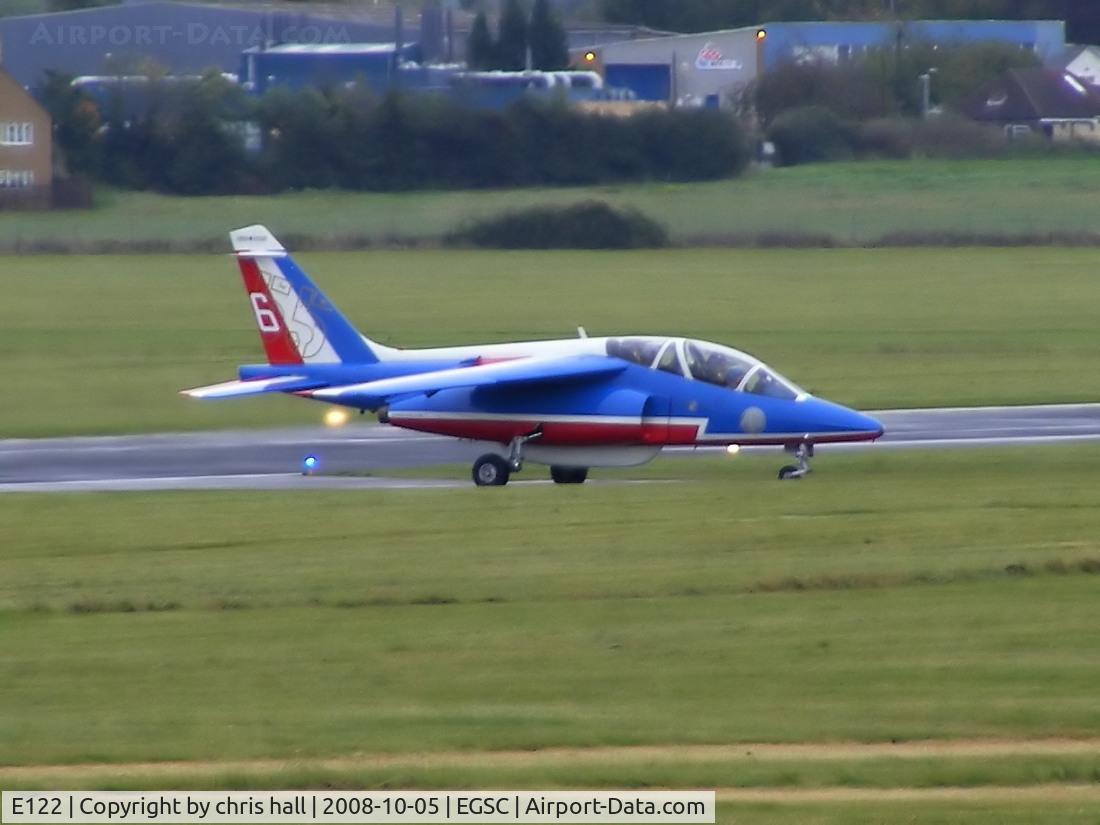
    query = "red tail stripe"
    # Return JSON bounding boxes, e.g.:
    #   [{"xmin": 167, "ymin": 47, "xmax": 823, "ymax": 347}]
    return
[{"xmin": 237, "ymin": 257, "xmax": 302, "ymax": 366}]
